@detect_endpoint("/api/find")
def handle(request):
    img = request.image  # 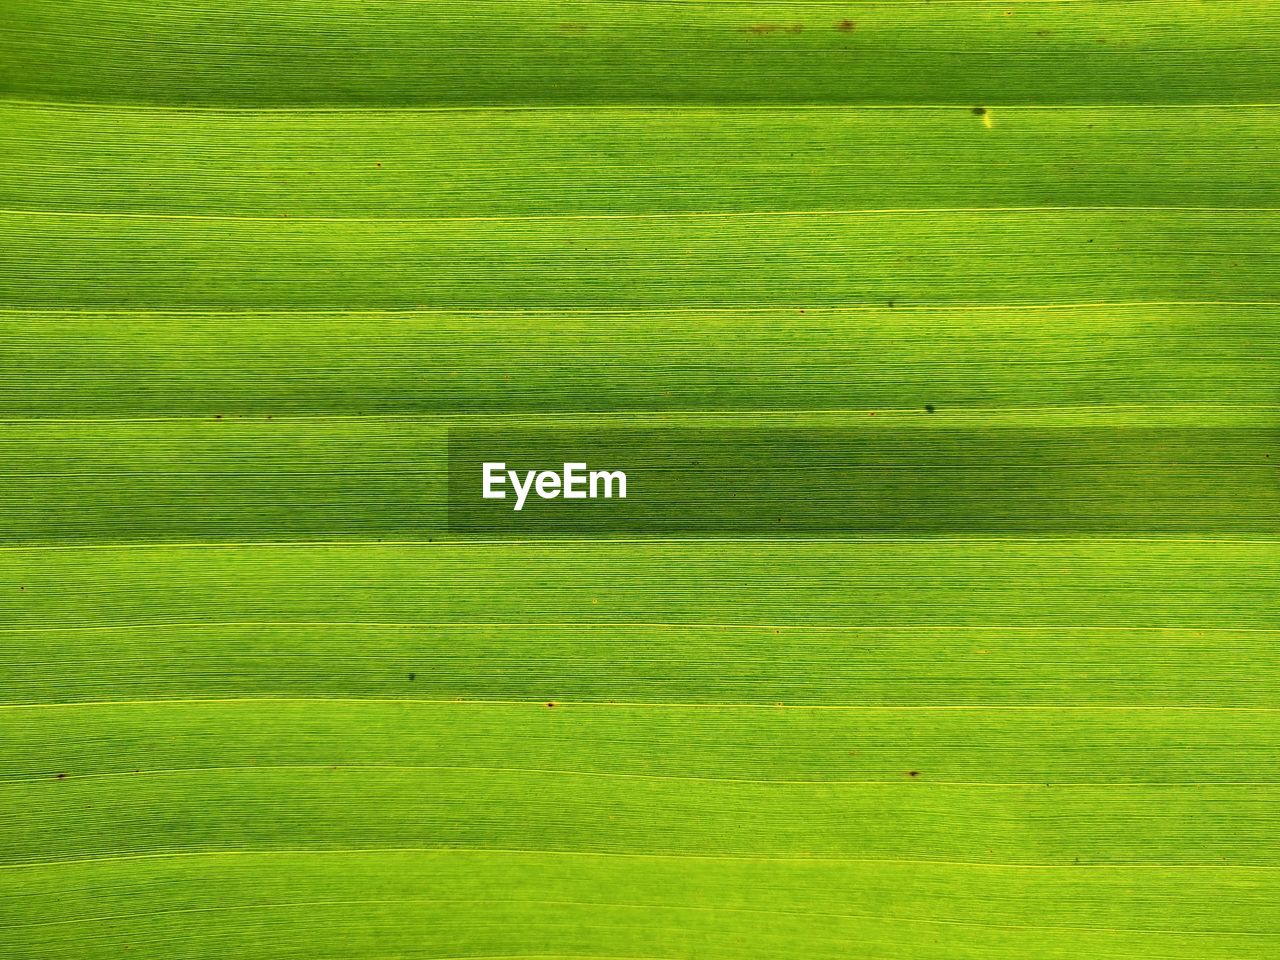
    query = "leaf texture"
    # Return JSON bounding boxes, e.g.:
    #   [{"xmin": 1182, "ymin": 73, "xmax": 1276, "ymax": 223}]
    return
[{"xmin": 1, "ymin": 1, "xmax": 1278, "ymax": 959}]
